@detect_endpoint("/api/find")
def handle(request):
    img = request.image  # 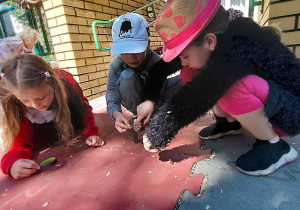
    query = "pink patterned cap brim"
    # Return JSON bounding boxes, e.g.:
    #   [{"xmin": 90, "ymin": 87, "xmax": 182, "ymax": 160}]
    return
[{"xmin": 155, "ymin": 0, "xmax": 220, "ymax": 62}]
